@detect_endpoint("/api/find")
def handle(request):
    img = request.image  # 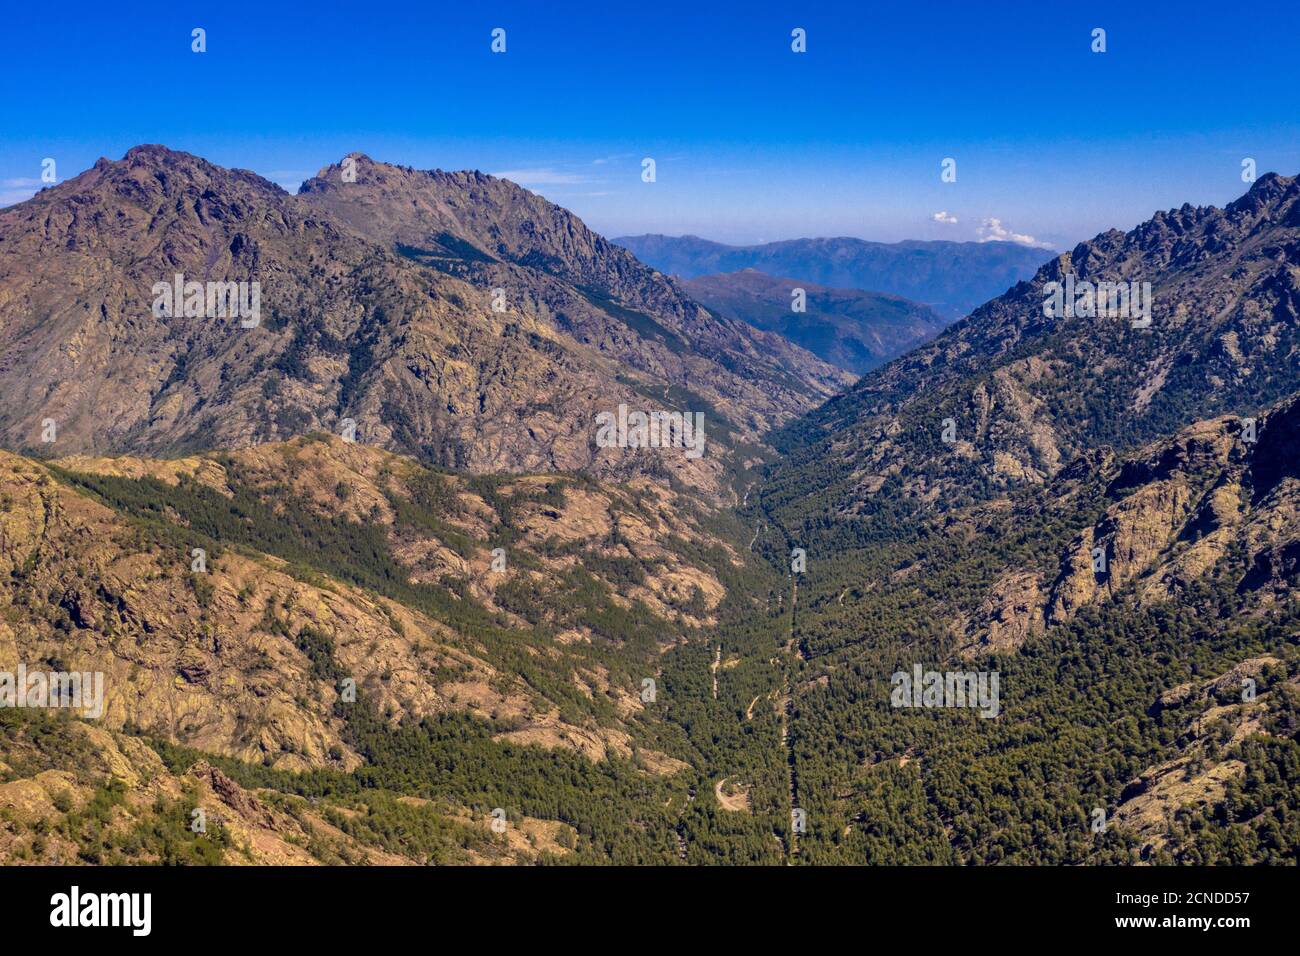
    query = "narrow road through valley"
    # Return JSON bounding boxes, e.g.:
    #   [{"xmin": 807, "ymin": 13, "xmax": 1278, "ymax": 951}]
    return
[{"xmin": 780, "ymin": 577, "xmax": 800, "ymax": 861}]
